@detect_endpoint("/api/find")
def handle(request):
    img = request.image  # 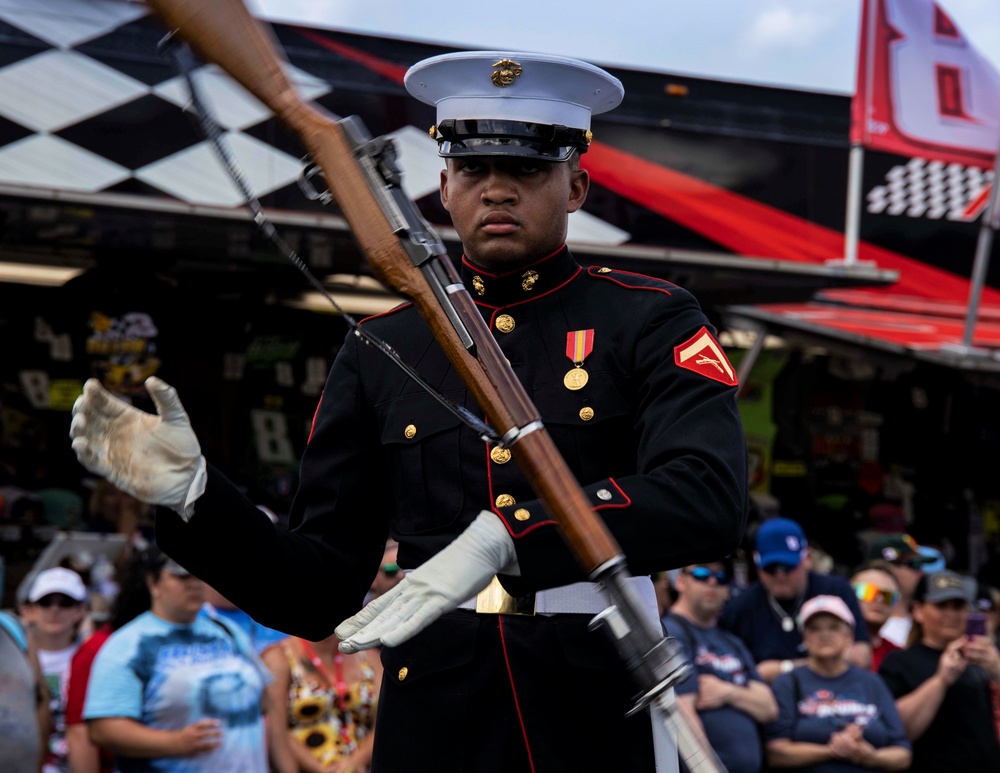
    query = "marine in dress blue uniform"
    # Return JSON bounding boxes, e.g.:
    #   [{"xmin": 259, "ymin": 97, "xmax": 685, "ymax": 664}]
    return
[{"xmin": 75, "ymin": 51, "xmax": 748, "ymax": 773}]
